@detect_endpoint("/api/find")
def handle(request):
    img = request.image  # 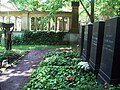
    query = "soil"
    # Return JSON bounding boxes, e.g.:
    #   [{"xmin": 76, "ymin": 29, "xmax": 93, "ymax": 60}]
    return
[{"xmin": 0, "ymin": 49, "xmax": 57, "ymax": 90}]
